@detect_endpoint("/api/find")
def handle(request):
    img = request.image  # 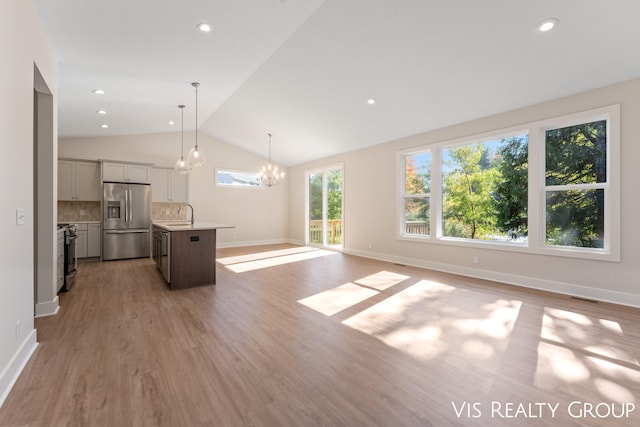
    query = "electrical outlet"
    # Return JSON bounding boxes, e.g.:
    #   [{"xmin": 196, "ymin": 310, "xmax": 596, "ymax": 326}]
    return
[
  {"xmin": 473, "ymin": 256, "xmax": 479, "ymax": 264},
  {"xmin": 15, "ymin": 321, "xmax": 21, "ymax": 341},
  {"xmin": 80, "ymin": 209, "xmax": 85, "ymax": 216},
  {"xmin": 368, "ymin": 242, "xmax": 372, "ymax": 249}
]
